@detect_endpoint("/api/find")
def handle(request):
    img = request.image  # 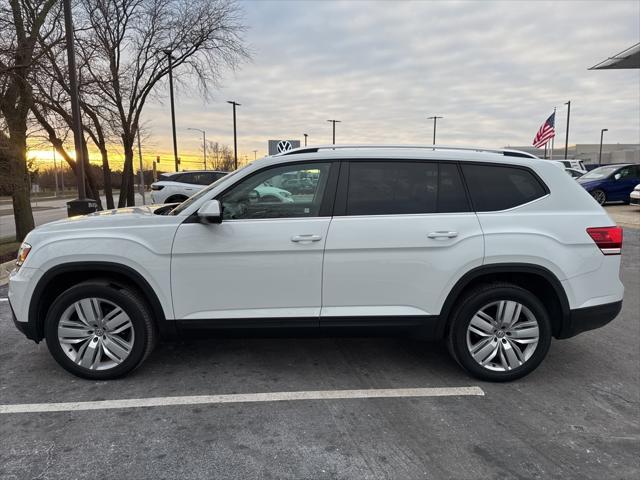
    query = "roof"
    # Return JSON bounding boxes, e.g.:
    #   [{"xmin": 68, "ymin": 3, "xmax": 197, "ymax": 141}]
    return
[{"xmin": 589, "ymin": 43, "xmax": 640, "ymax": 70}]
